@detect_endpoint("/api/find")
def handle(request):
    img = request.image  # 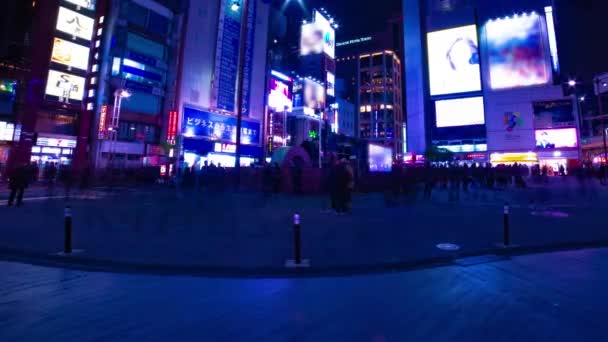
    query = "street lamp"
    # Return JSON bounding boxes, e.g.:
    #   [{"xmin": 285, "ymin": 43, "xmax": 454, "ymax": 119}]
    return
[{"xmin": 108, "ymin": 88, "xmax": 131, "ymax": 168}]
